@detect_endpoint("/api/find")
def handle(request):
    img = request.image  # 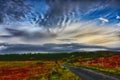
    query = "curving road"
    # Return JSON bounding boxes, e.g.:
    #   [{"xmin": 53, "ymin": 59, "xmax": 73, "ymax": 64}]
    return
[{"xmin": 63, "ymin": 65, "xmax": 120, "ymax": 80}]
